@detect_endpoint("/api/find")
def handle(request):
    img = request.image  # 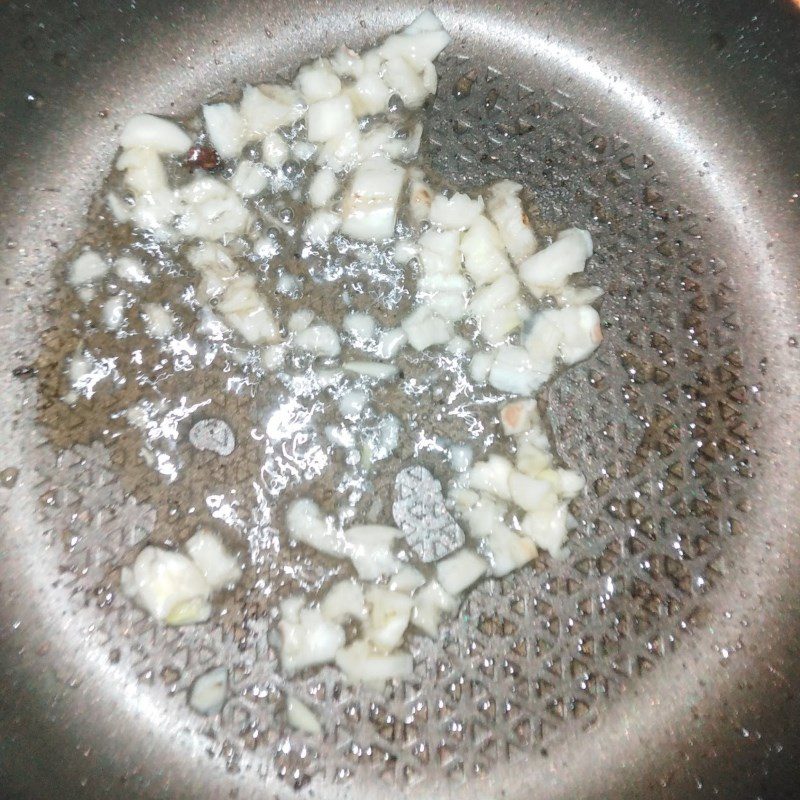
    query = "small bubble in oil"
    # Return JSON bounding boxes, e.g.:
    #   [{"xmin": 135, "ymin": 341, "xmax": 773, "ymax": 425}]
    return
[
  {"xmin": 452, "ymin": 71, "xmax": 477, "ymax": 99},
  {"xmin": 25, "ymin": 91, "xmax": 44, "ymax": 109},
  {"xmin": 0, "ymin": 467, "xmax": 20, "ymax": 488},
  {"xmin": 788, "ymin": 336, "xmax": 798, "ymax": 348},
  {"xmin": 387, "ymin": 93, "xmax": 405, "ymax": 113},
  {"xmin": 282, "ymin": 160, "xmax": 301, "ymax": 179}
]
